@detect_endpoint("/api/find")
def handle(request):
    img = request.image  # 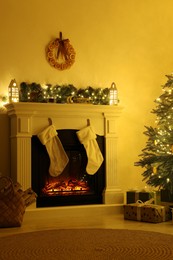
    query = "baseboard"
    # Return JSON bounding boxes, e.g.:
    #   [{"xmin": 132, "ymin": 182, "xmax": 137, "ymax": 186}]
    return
[{"xmin": 25, "ymin": 203, "xmax": 124, "ymax": 220}]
